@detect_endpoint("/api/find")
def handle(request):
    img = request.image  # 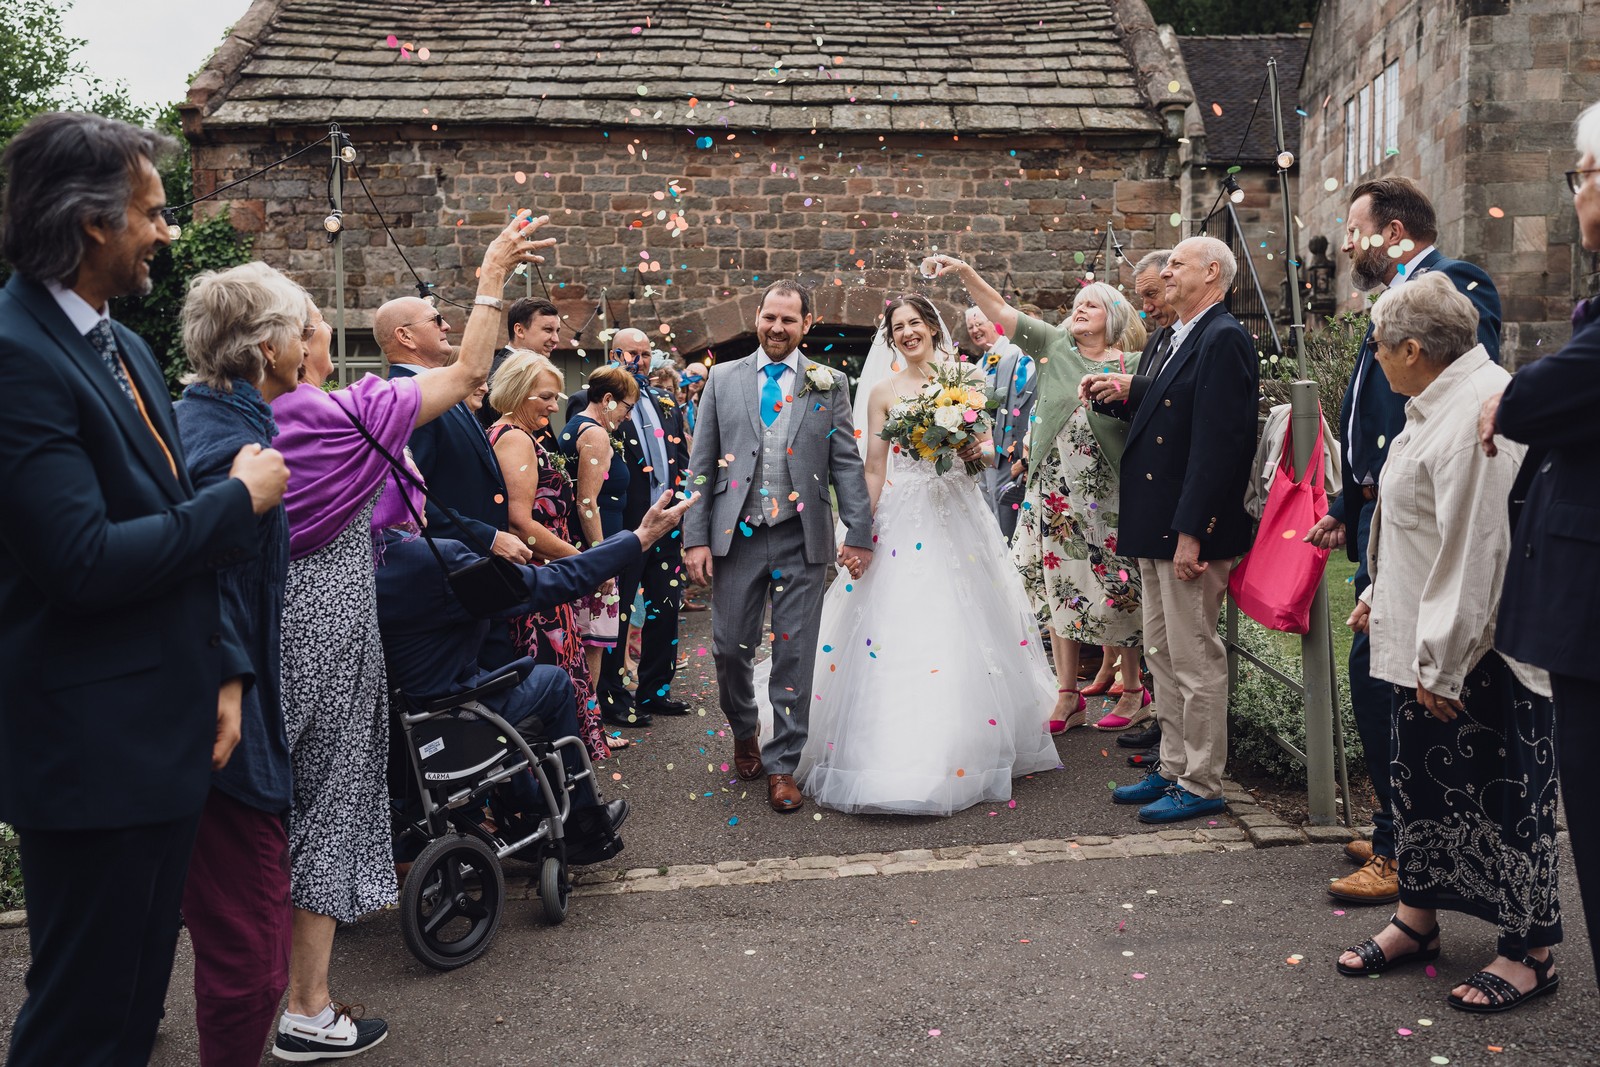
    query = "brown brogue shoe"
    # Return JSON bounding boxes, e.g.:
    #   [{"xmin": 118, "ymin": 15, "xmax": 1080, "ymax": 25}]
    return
[
  {"xmin": 734, "ymin": 736, "xmax": 764, "ymax": 780},
  {"xmin": 767, "ymin": 774, "xmax": 804, "ymax": 813},
  {"xmin": 1344, "ymin": 838, "xmax": 1374, "ymax": 865},
  {"xmin": 1327, "ymin": 855, "xmax": 1398, "ymax": 904}
]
